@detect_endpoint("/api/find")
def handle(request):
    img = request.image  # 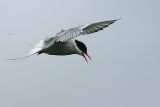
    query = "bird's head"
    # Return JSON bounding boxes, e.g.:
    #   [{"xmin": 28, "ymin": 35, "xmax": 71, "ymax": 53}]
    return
[{"xmin": 75, "ymin": 39, "xmax": 91, "ymax": 63}]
